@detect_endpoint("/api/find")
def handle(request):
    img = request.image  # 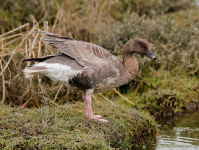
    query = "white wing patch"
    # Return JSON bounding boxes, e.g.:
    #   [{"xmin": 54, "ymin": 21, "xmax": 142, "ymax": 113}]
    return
[{"xmin": 23, "ymin": 62, "xmax": 83, "ymax": 88}]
